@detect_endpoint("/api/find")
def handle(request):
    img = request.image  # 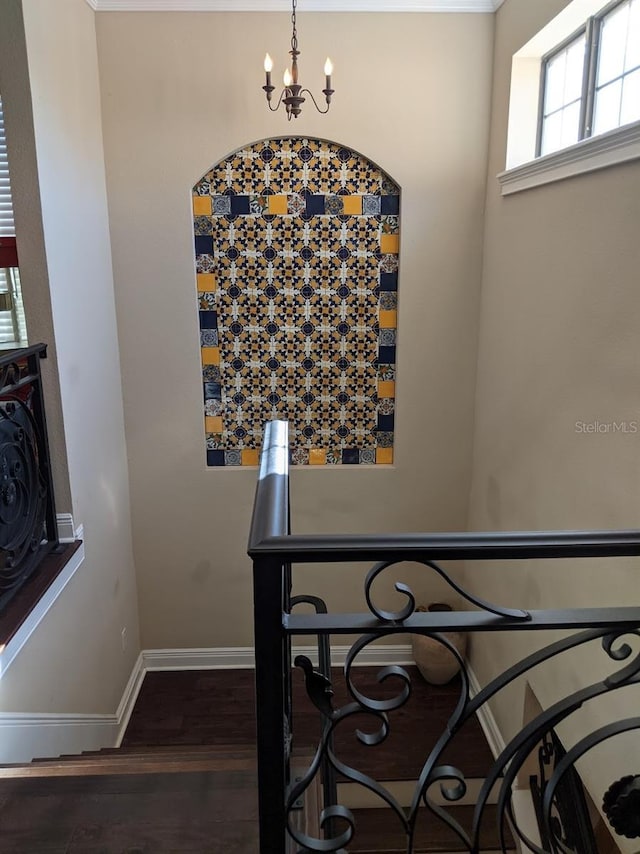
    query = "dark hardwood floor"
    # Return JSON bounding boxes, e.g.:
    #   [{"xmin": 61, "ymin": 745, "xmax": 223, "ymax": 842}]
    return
[
  {"xmin": 0, "ymin": 667, "xmax": 511, "ymax": 853},
  {"xmin": 123, "ymin": 667, "xmax": 495, "ymax": 780}
]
